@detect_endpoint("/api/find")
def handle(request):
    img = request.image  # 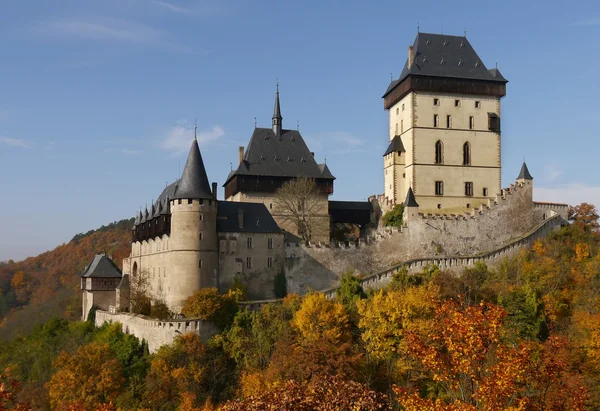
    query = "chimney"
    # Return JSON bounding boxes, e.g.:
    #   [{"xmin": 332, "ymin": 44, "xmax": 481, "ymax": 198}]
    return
[
  {"xmin": 408, "ymin": 45, "xmax": 414, "ymax": 67},
  {"xmin": 238, "ymin": 146, "xmax": 244, "ymax": 164},
  {"xmin": 238, "ymin": 208, "xmax": 244, "ymax": 229},
  {"xmin": 212, "ymin": 182, "xmax": 217, "ymax": 198}
]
